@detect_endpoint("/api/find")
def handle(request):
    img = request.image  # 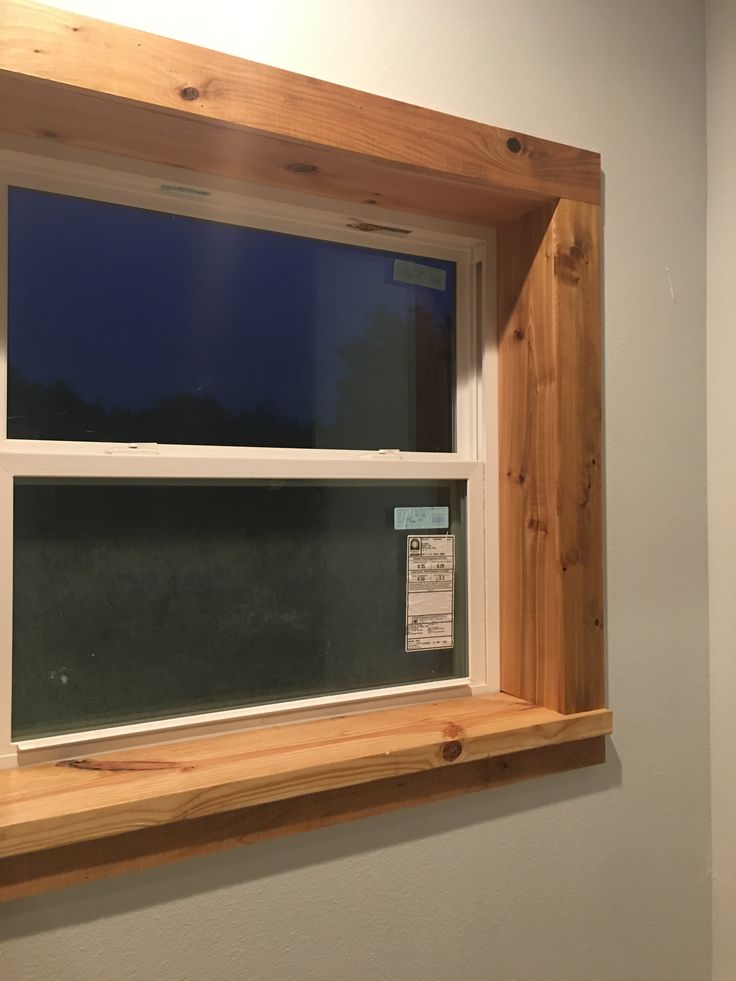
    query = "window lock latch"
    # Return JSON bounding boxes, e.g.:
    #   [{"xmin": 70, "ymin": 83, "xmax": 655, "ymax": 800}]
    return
[
  {"xmin": 103, "ymin": 443, "xmax": 160, "ymax": 456},
  {"xmin": 360, "ymin": 448, "xmax": 402, "ymax": 460}
]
